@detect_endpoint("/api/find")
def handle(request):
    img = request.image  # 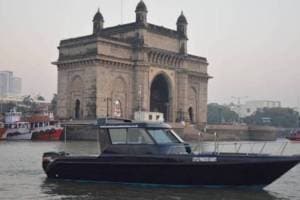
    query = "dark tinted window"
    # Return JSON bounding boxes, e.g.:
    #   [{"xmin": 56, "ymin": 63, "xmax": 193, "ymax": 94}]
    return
[
  {"xmin": 109, "ymin": 128, "xmax": 154, "ymax": 144},
  {"xmin": 148, "ymin": 129, "xmax": 180, "ymax": 144}
]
